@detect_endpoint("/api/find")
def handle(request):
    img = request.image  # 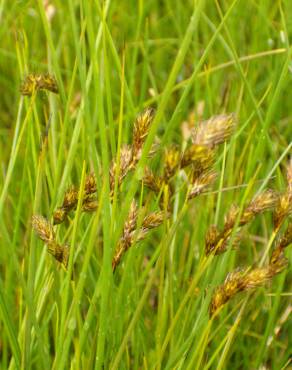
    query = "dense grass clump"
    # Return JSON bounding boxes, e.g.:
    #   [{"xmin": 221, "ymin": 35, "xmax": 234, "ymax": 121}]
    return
[{"xmin": 0, "ymin": 1, "xmax": 291, "ymax": 369}]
